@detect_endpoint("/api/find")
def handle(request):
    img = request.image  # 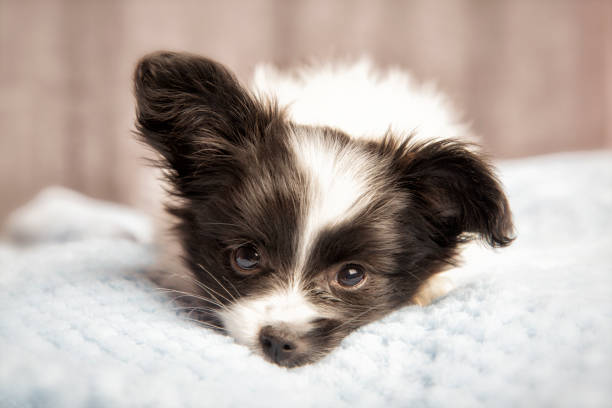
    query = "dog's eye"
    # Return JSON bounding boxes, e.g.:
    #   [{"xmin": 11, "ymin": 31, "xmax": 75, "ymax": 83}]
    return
[
  {"xmin": 231, "ymin": 244, "xmax": 261, "ymax": 273},
  {"xmin": 336, "ymin": 264, "xmax": 366, "ymax": 288}
]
